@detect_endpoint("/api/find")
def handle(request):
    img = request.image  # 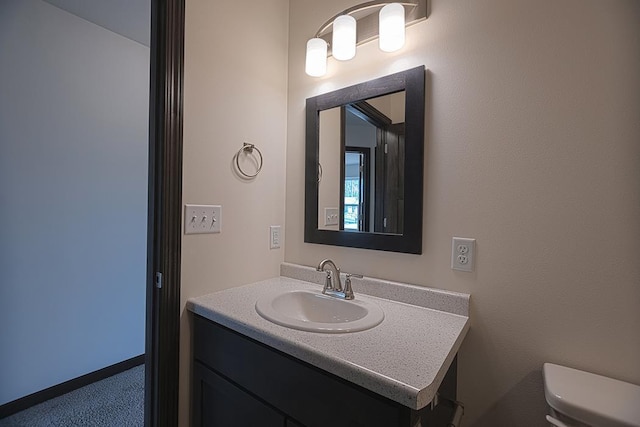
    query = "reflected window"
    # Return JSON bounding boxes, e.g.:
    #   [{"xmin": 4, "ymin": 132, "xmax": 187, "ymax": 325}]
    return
[{"xmin": 344, "ymin": 152, "xmax": 361, "ymax": 230}]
